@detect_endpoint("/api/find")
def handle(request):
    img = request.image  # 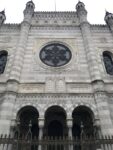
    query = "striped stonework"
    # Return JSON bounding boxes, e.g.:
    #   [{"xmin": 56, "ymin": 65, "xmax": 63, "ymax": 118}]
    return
[{"xmin": 0, "ymin": 1, "xmax": 113, "ymax": 142}]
